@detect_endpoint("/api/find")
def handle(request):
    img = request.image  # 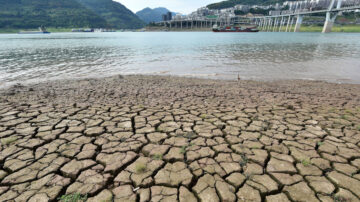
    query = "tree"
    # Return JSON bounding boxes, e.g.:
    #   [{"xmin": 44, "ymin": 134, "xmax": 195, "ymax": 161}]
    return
[{"xmin": 235, "ymin": 10, "xmax": 246, "ymax": 15}]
